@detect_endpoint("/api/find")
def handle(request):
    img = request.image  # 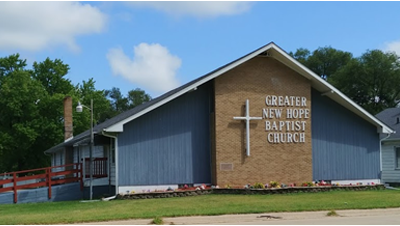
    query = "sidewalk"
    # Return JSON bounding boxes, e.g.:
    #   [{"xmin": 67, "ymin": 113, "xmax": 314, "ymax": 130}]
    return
[{"xmin": 80, "ymin": 207, "xmax": 400, "ymax": 225}]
